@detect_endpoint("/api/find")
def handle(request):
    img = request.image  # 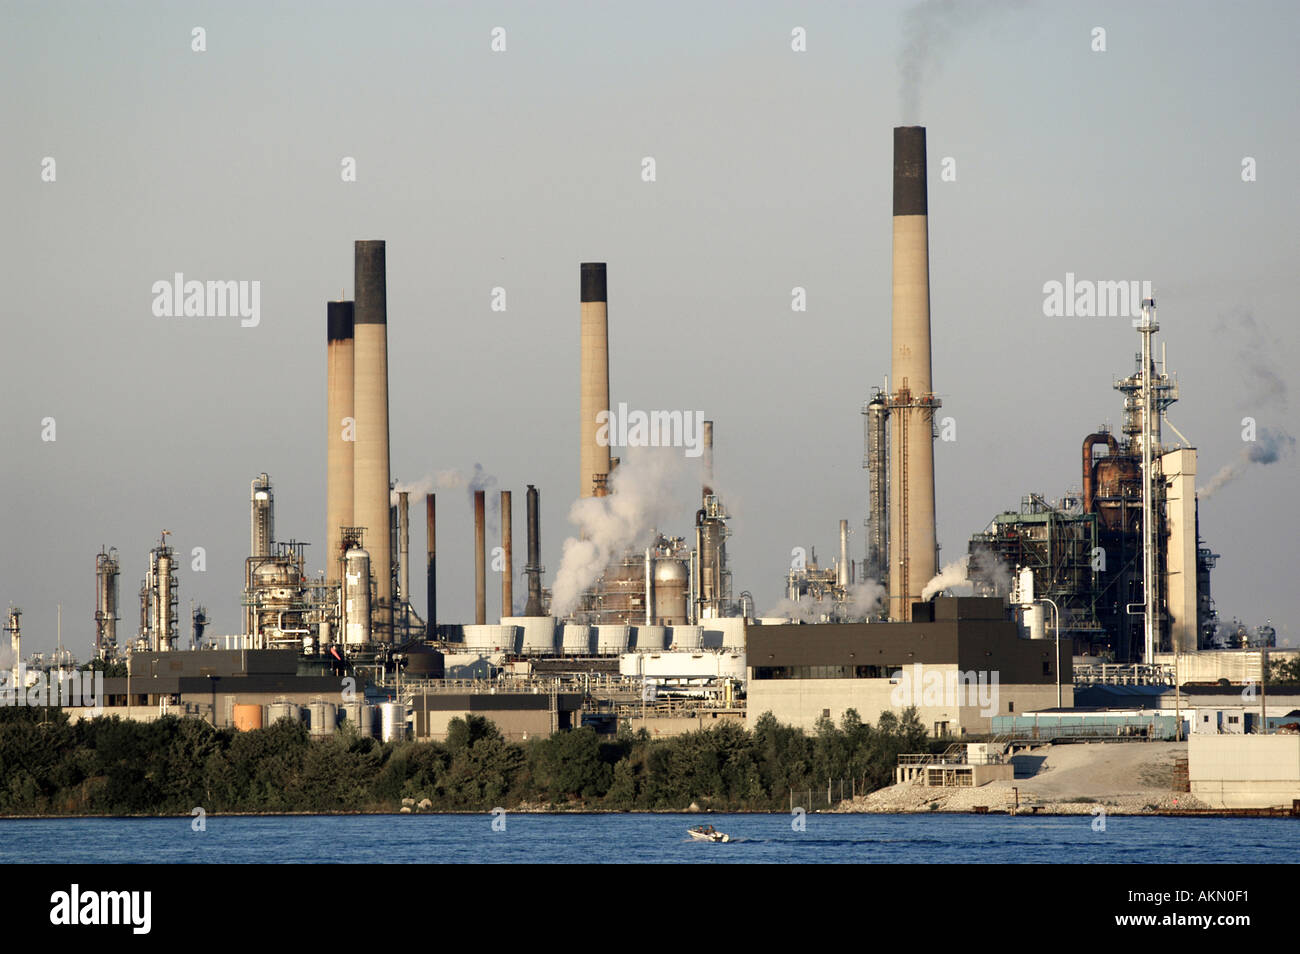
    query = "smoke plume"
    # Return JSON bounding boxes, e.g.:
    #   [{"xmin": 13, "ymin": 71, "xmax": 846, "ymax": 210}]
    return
[
  {"xmin": 761, "ymin": 580, "xmax": 885, "ymax": 623},
  {"xmin": 393, "ymin": 464, "xmax": 500, "ymax": 528},
  {"xmin": 1198, "ymin": 426, "xmax": 1296, "ymax": 500},
  {"xmin": 899, "ymin": 0, "xmax": 1023, "ymax": 120},
  {"xmin": 550, "ymin": 446, "xmax": 695, "ymax": 618},
  {"xmin": 920, "ymin": 554, "xmax": 974, "ymax": 601}
]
